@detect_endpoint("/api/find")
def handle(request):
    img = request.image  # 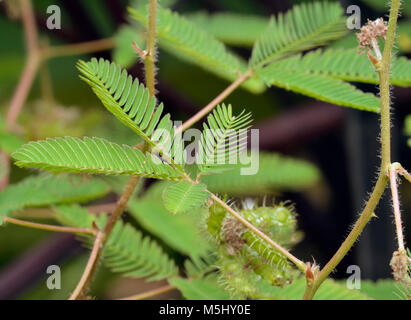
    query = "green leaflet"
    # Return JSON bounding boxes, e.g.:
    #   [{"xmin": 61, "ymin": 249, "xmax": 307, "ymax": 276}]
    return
[
  {"xmin": 0, "ymin": 174, "xmax": 109, "ymax": 217},
  {"xmin": 169, "ymin": 277, "xmax": 231, "ymax": 300},
  {"xmin": 12, "ymin": 137, "xmax": 182, "ymax": 181},
  {"xmin": 187, "ymin": 12, "xmax": 268, "ymax": 47},
  {"xmin": 201, "ymin": 152, "xmax": 320, "ymax": 195},
  {"xmin": 250, "ymin": 1, "xmax": 347, "ymax": 69},
  {"xmin": 277, "ymin": 48, "xmax": 411, "ymax": 87},
  {"xmin": 257, "ymin": 63, "xmax": 381, "ymax": 113},
  {"xmin": 197, "ymin": 104, "xmax": 252, "ymax": 174},
  {"xmin": 162, "ymin": 180, "xmax": 209, "ymax": 214},
  {"xmin": 129, "ymin": 6, "xmax": 265, "ymax": 94},
  {"xmin": 54, "ymin": 205, "xmax": 179, "ymax": 281},
  {"xmin": 128, "ymin": 199, "xmax": 210, "ymax": 258}
]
